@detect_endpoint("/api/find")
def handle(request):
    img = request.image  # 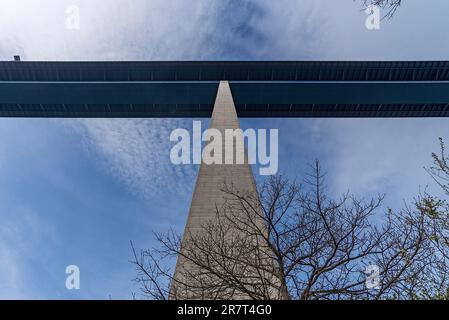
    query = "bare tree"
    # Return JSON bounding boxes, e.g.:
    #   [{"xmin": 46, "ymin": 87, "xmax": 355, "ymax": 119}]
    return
[
  {"xmin": 425, "ymin": 139, "xmax": 449, "ymax": 264},
  {"xmin": 131, "ymin": 161, "xmax": 435, "ymax": 300},
  {"xmin": 428, "ymin": 138, "xmax": 449, "ymax": 197},
  {"xmin": 405, "ymin": 138, "xmax": 449, "ymax": 299}
]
